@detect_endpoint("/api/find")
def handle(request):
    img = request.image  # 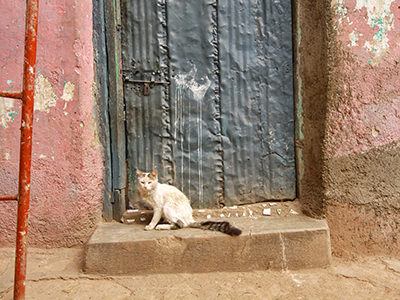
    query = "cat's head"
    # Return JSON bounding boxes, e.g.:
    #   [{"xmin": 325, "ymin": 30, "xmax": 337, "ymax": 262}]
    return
[{"xmin": 136, "ymin": 169, "xmax": 158, "ymax": 192}]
